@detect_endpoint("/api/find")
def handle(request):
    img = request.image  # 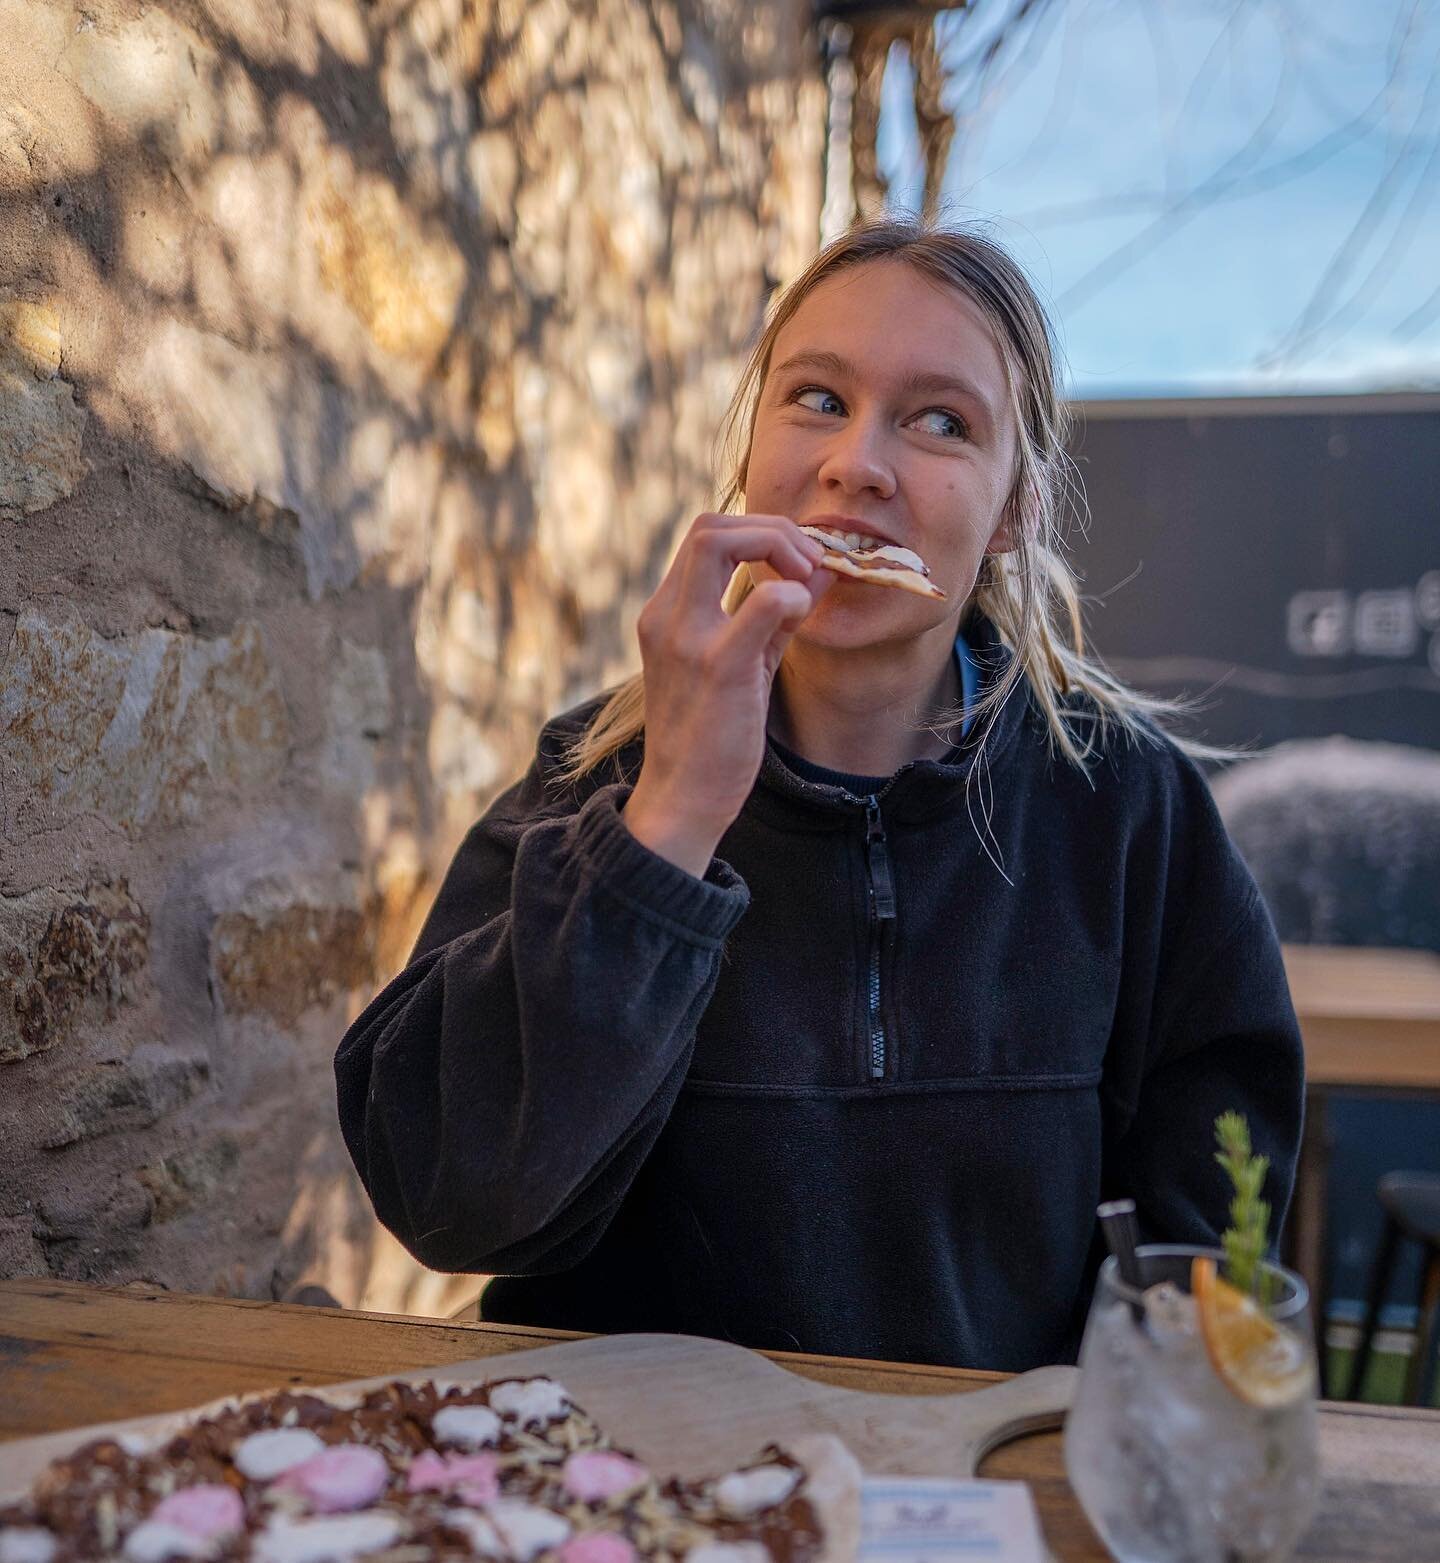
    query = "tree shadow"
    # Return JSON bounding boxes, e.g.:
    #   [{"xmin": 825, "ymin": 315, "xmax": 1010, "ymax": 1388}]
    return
[{"xmin": 1, "ymin": 0, "xmax": 819, "ymax": 1317}]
